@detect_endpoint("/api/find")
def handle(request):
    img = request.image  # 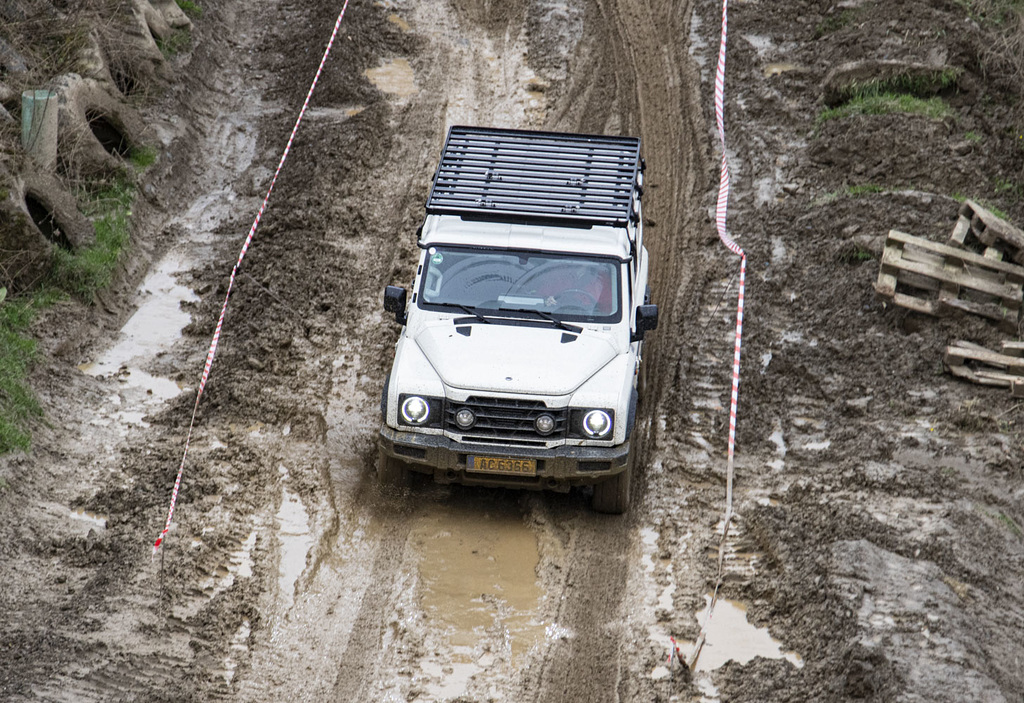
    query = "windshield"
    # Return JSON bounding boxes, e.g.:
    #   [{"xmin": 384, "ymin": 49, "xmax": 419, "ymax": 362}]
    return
[{"xmin": 418, "ymin": 246, "xmax": 622, "ymax": 322}]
